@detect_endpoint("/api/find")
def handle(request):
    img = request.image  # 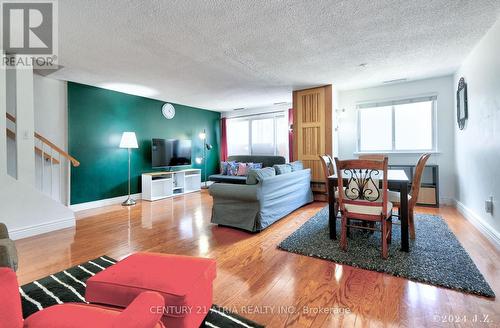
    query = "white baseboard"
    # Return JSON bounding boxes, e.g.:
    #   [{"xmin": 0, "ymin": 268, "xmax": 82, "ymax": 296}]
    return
[
  {"xmin": 70, "ymin": 193, "xmax": 142, "ymax": 212},
  {"xmin": 455, "ymin": 200, "xmax": 500, "ymax": 249},
  {"xmin": 10, "ymin": 217, "xmax": 75, "ymax": 240},
  {"xmin": 439, "ymin": 197, "xmax": 455, "ymax": 206}
]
